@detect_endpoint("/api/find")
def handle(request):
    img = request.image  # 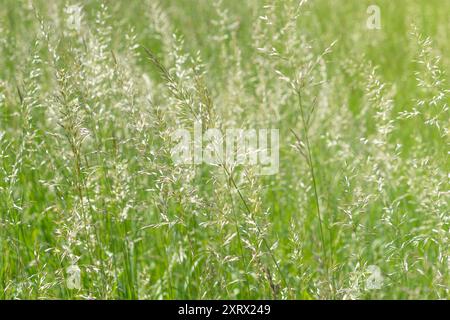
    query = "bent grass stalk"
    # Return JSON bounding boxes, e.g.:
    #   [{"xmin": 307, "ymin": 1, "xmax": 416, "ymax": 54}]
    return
[{"xmin": 290, "ymin": 89, "xmax": 333, "ymax": 296}]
